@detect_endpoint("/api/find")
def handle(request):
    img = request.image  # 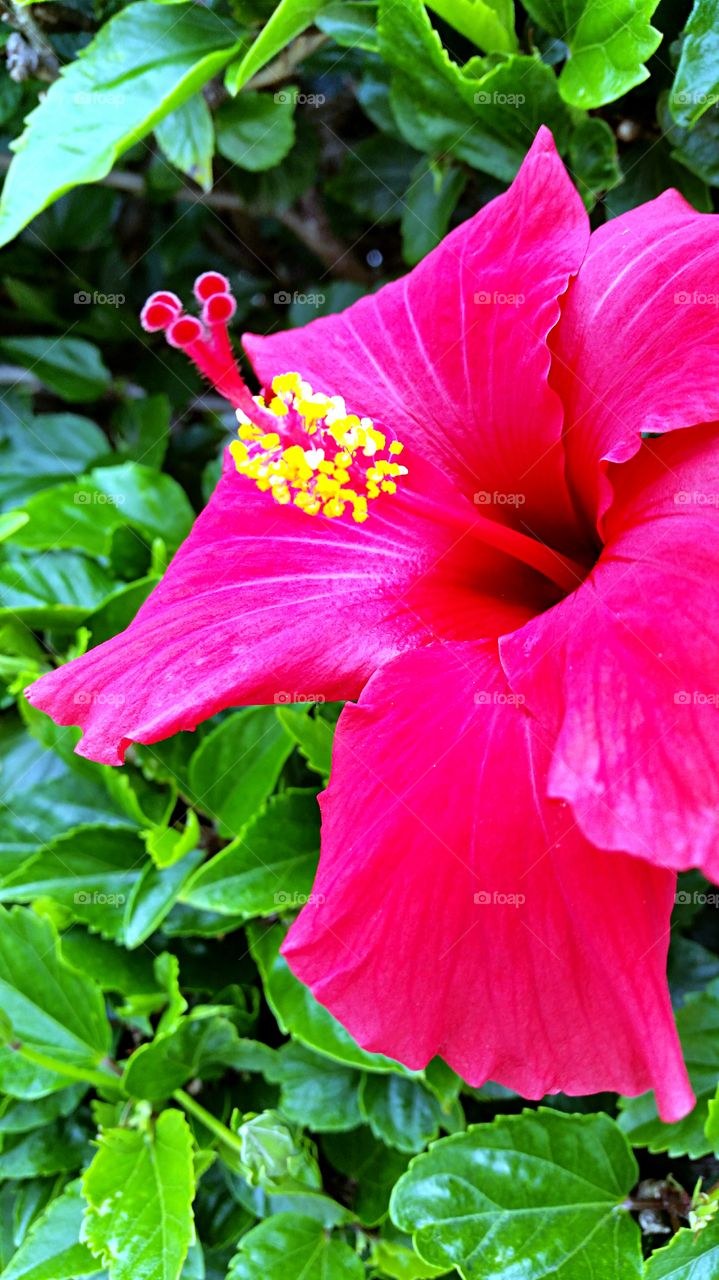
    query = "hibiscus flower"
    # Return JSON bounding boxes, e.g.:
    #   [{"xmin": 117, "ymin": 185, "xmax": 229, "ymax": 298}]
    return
[{"xmin": 27, "ymin": 127, "xmax": 719, "ymax": 1120}]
